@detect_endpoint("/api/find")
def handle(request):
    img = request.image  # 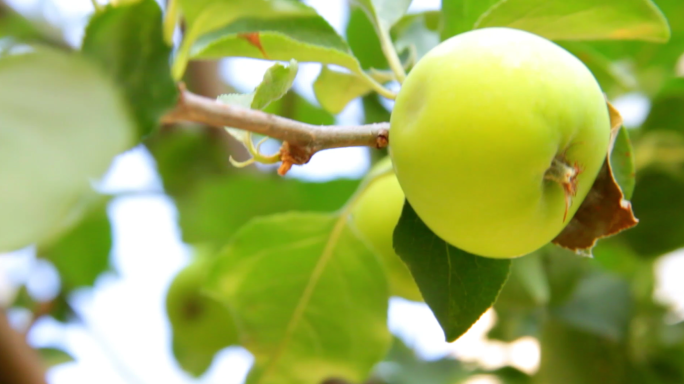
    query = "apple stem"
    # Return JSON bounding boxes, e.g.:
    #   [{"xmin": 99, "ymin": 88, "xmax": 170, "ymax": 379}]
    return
[{"xmin": 544, "ymin": 157, "xmax": 582, "ymax": 221}]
